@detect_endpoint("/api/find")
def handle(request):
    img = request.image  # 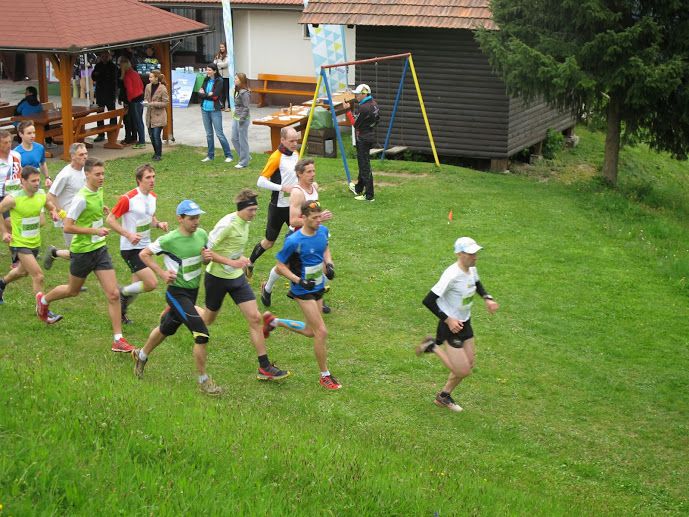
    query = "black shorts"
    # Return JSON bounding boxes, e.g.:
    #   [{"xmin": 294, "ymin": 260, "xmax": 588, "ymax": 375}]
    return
[
  {"xmin": 436, "ymin": 318, "xmax": 474, "ymax": 348},
  {"xmin": 69, "ymin": 245, "xmax": 114, "ymax": 278},
  {"xmin": 289, "ymin": 288, "xmax": 325, "ymax": 301},
  {"xmin": 265, "ymin": 203, "xmax": 290, "ymax": 242},
  {"xmin": 204, "ymin": 272, "xmax": 255, "ymax": 311},
  {"xmin": 160, "ymin": 286, "xmax": 209, "ymax": 344},
  {"xmin": 10, "ymin": 246, "xmax": 39, "ymax": 264},
  {"xmin": 121, "ymin": 248, "xmax": 147, "ymax": 274}
]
